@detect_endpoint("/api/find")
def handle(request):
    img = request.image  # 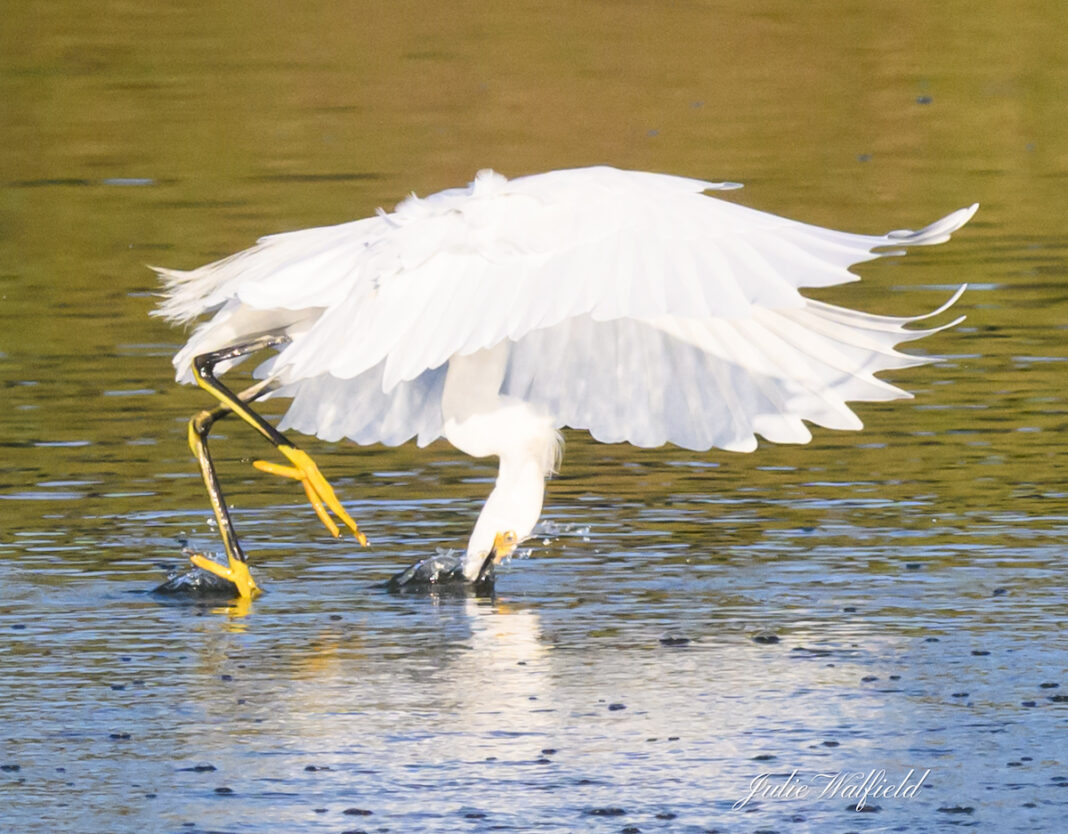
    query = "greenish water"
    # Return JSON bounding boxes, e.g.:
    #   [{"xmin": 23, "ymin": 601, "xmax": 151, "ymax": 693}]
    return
[{"xmin": 1, "ymin": 2, "xmax": 1066, "ymax": 832}]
